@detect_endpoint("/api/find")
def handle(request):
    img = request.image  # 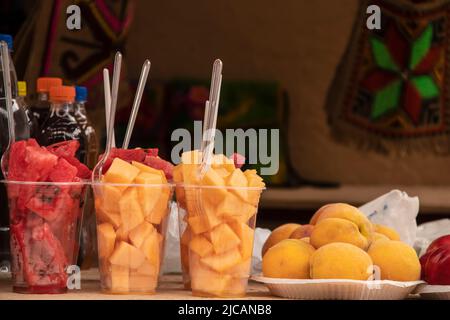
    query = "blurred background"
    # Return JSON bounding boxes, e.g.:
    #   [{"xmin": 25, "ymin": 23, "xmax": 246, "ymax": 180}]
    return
[{"xmin": 2, "ymin": 0, "xmax": 450, "ymax": 227}]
